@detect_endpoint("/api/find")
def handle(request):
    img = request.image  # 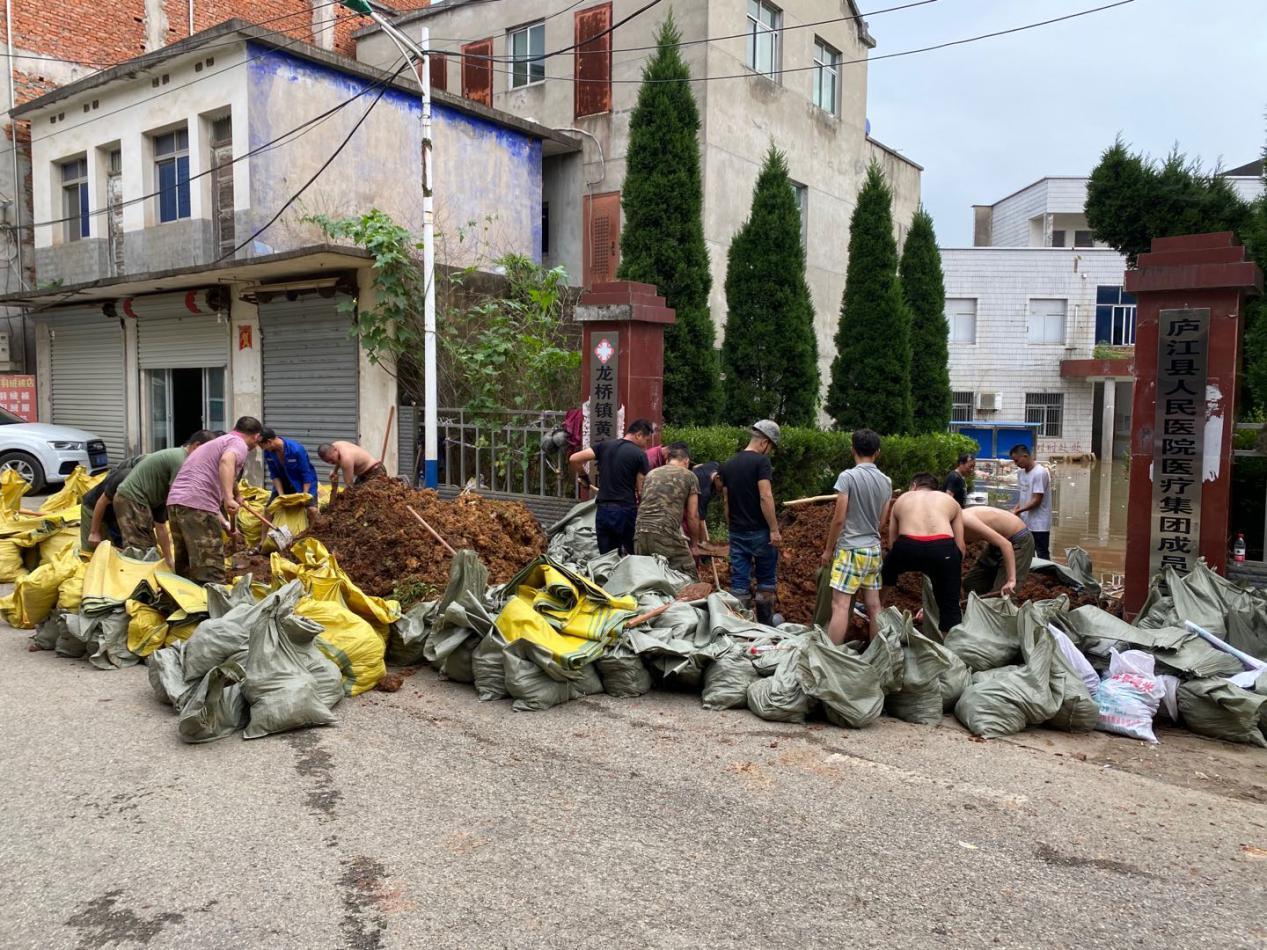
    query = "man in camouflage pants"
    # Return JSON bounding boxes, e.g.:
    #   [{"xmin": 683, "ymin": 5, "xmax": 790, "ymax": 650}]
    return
[
  {"xmin": 165, "ymin": 417, "xmax": 263, "ymax": 585},
  {"xmin": 633, "ymin": 442, "xmax": 703, "ymax": 579}
]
